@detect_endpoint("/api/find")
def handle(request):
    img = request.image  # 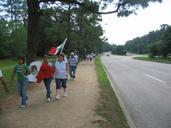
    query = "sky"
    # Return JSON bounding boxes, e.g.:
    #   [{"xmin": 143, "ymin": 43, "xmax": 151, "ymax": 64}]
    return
[{"xmin": 101, "ymin": 0, "xmax": 171, "ymax": 45}]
